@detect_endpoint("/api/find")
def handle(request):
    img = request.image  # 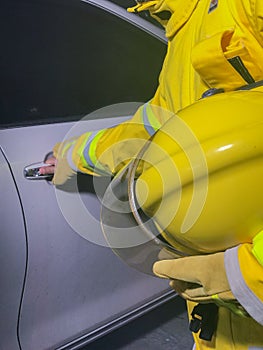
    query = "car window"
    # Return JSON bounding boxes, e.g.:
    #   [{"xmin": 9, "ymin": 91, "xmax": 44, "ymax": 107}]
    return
[{"xmin": 0, "ymin": 0, "xmax": 167, "ymax": 128}]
